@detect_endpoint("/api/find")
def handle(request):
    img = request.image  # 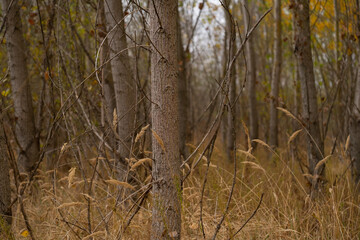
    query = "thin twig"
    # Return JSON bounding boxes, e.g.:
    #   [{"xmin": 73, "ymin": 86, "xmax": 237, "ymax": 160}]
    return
[{"xmin": 229, "ymin": 193, "xmax": 264, "ymax": 239}]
